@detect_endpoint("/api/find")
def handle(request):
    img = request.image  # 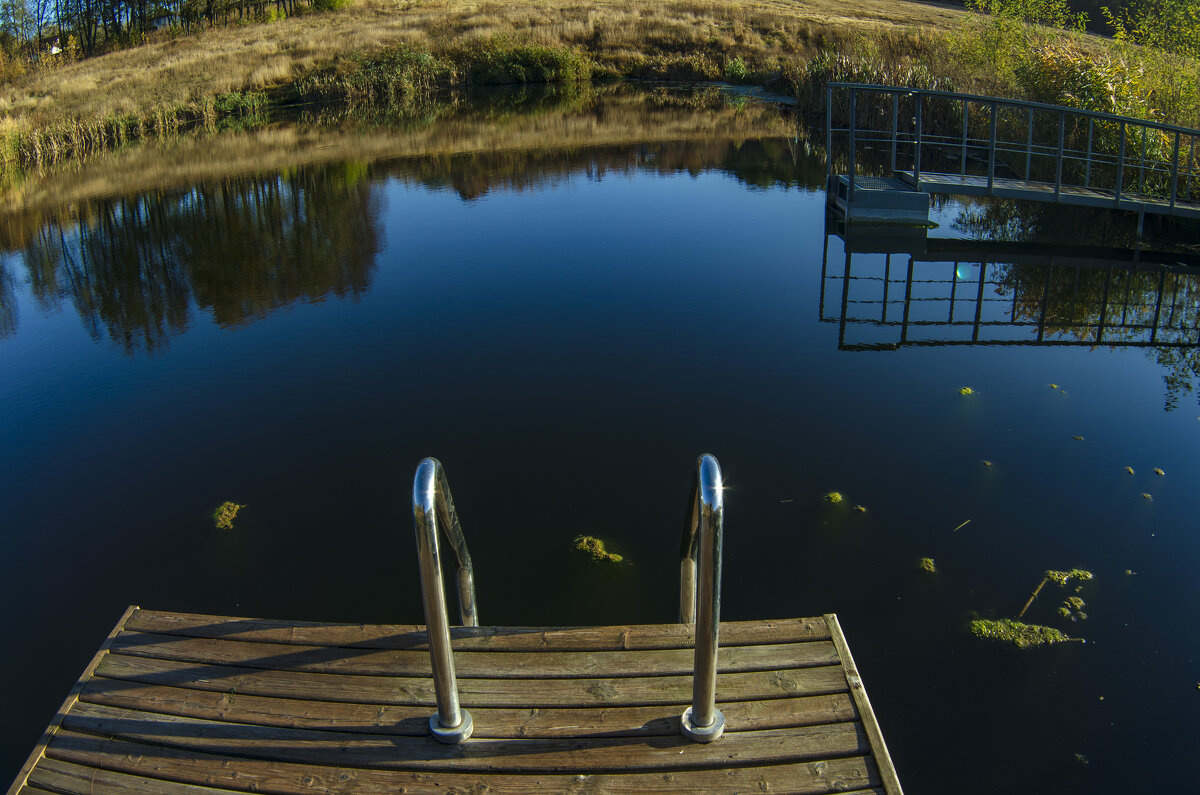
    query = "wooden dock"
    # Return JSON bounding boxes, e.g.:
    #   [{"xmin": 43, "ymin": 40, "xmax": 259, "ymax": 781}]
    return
[{"xmin": 9, "ymin": 606, "xmax": 902, "ymax": 794}]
